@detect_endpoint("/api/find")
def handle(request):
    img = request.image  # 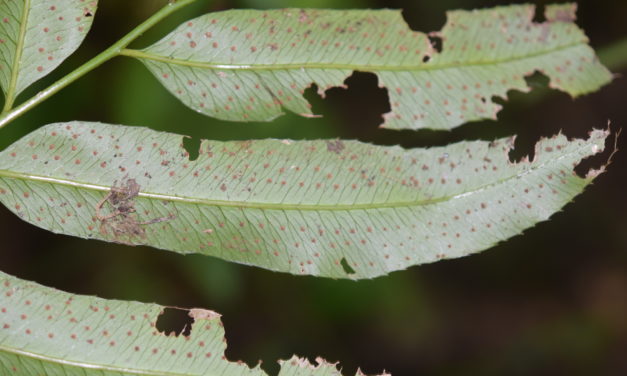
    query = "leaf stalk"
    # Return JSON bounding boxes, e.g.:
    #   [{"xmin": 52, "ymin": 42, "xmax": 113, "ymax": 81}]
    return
[{"xmin": 0, "ymin": 0, "xmax": 201, "ymax": 129}]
